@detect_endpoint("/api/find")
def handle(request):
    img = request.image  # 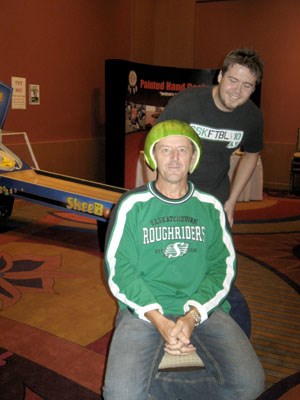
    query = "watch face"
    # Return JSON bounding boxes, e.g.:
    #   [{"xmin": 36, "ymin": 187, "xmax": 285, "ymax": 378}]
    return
[
  {"xmin": 128, "ymin": 70, "xmax": 137, "ymax": 87},
  {"xmin": 189, "ymin": 310, "xmax": 201, "ymax": 326}
]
